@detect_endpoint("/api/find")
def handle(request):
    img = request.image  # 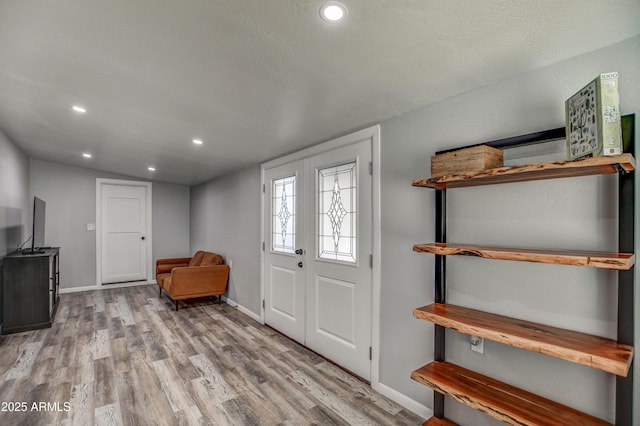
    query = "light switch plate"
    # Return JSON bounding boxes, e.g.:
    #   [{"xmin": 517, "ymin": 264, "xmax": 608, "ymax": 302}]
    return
[{"xmin": 87, "ymin": 223, "xmax": 96, "ymax": 231}]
